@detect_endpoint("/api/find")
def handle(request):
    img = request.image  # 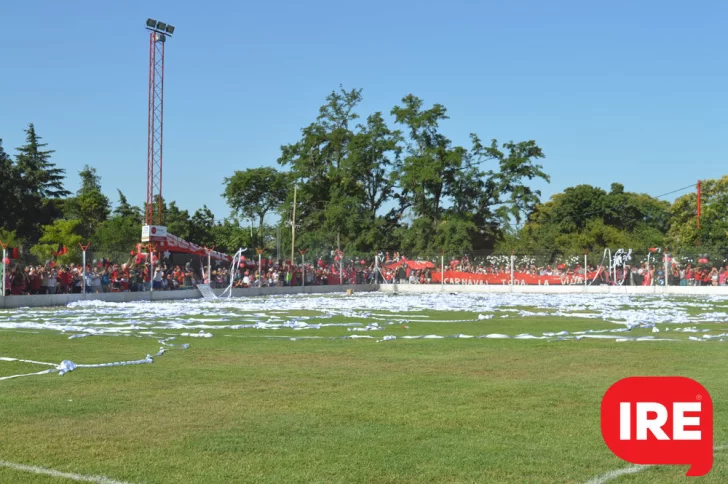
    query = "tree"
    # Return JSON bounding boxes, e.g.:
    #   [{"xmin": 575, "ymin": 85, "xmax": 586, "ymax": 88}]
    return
[
  {"xmin": 391, "ymin": 95, "xmax": 463, "ymax": 223},
  {"xmin": 502, "ymin": 183, "xmax": 670, "ymax": 258},
  {"xmin": 274, "ymin": 88, "xmax": 551, "ymax": 254},
  {"xmin": 92, "ymin": 190, "xmax": 142, "ymax": 261},
  {"xmin": 532, "ymin": 184, "xmax": 609, "ymax": 233},
  {"xmin": 210, "ymin": 218, "xmax": 253, "ymax": 255},
  {"xmin": 0, "ymin": 139, "xmax": 20, "ymax": 231},
  {"xmin": 189, "ymin": 205, "xmax": 216, "ymax": 247},
  {"xmin": 63, "ymin": 165, "xmax": 110, "ymax": 239},
  {"xmin": 391, "ymin": 95, "xmax": 550, "ymax": 253},
  {"xmin": 223, "ymin": 167, "xmax": 288, "ymax": 242},
  {"xmin": 113, "ymin": 190, "xmax": 142, "ymax": 221},
  {"xmin": 13, "ymin": 124, "xmax": 69, "ymax": 241},
  {"xmin": 15, "ymin": 124, "xmax": 69, "ymax": 199},
  {"xmin": 667, "ymin": 176, "xmax": 728, "ymax": 251},
  {"xmin": 30, "ymin": 219, "xmax": 83, "ymax": 265},
  {"xmin": 470, "ymin": 137, "xmax": 550, "ymax": 228},
  {"xmin": 0, "ymin": 228, "xmax": 20, "ymax": 251},
  {"xmin": 92, "ymin": 216, "xmax": 140, "ymax": 262},
  {"xmin": 350, "ymin": 114, "xmax": 402, "ymax": 217},
  {"xmin": 278, "ymin": 87, "xmax": 364, "ymax": 251},
  {"xmin": 164, "ymin": 201, "xmax": 193, "ymax": 240}
]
